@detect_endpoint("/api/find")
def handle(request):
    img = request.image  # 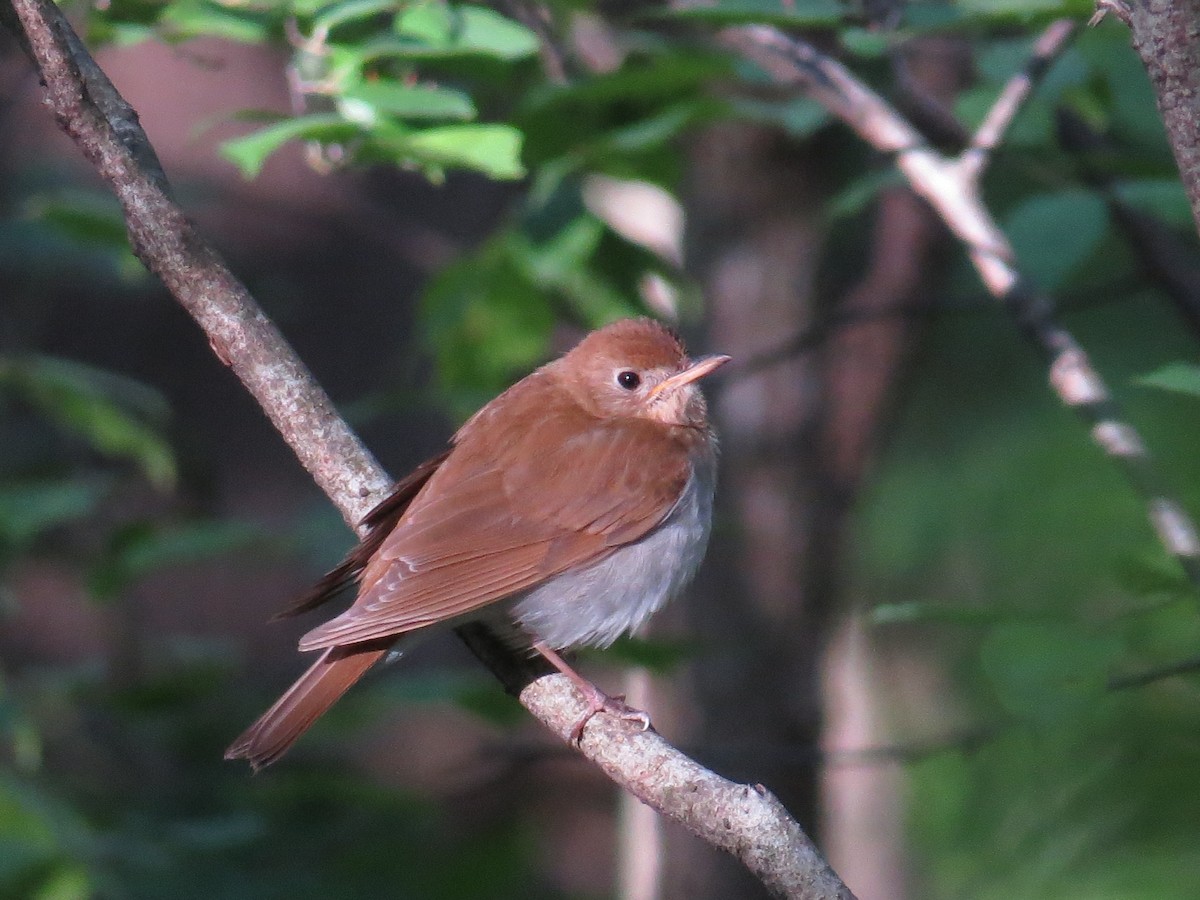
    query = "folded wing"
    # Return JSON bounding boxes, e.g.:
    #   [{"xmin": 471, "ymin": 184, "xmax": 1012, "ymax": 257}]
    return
[{"xmin": 299, "ymin": 393, "xmax": 691, "ymax": 651}]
